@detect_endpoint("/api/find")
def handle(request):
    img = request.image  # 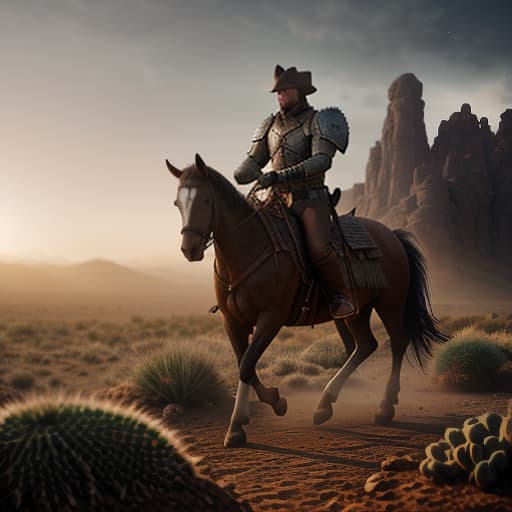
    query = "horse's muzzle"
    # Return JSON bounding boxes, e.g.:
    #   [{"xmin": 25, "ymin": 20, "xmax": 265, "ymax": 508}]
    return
[{"xmin": 181, "ymin": 243, "xmax": 205, "ymax": 262}]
